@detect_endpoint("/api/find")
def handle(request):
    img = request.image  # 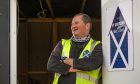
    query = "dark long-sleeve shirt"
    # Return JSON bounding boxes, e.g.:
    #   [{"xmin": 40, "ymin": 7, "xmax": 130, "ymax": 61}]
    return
[{"xmin": 47, "ymin": 39, "xmax": 103, "ymax": 84}]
